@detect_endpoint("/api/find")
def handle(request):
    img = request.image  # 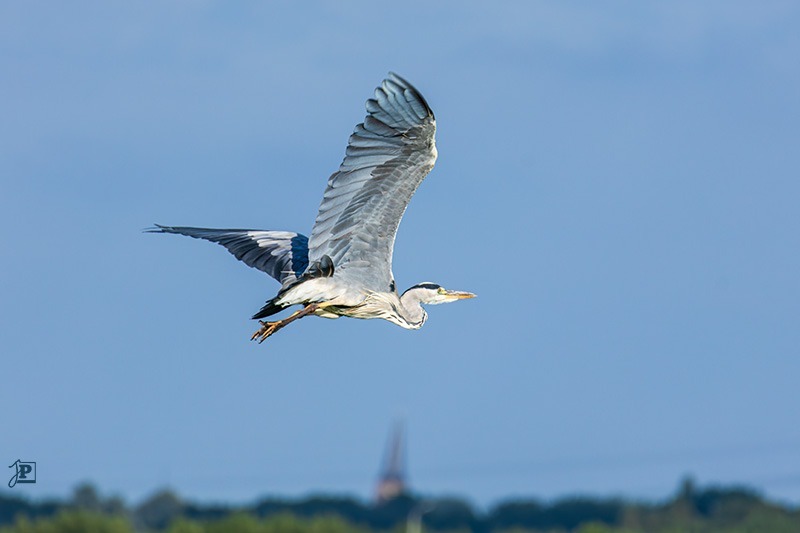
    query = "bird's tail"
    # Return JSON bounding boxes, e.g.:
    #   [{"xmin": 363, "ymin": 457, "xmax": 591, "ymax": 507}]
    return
[
  {"xmin": 250, "ymin": 254, "xmax": 335, "ymax": 320},
  {"xmin": 252, "ymin": 297, "xmax": 284, "ymax": 320}
]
